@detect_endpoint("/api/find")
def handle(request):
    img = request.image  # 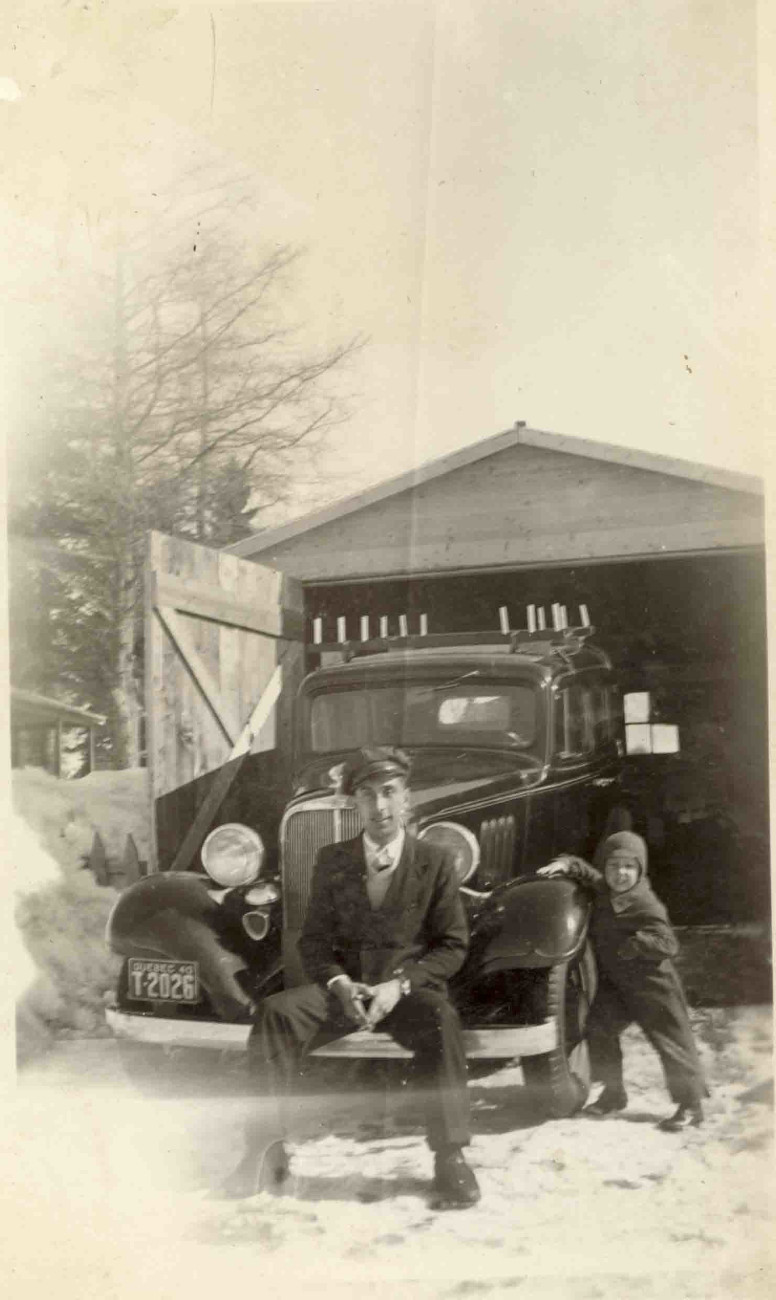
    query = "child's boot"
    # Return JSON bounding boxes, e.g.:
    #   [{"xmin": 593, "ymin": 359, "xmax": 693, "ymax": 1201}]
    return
[
  {"xmin": 657, "ymin": 1102, "xmax": 704, "ymax": 1131},
  {"xmin": 584, "ymin": 1087, "xmax": 628, "ymax": 1116}
]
